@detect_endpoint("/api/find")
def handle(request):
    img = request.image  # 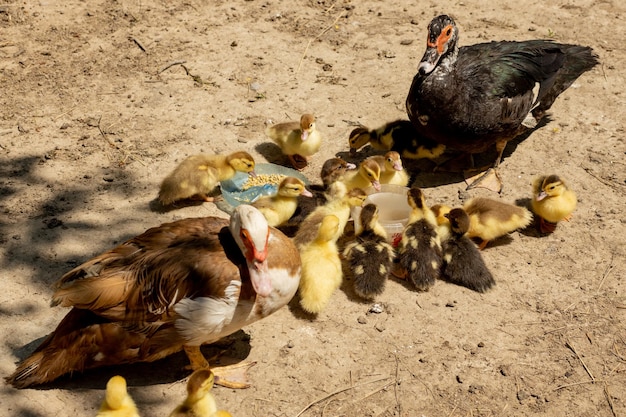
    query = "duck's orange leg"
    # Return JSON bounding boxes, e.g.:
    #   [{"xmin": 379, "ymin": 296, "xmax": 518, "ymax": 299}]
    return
[
  {"xmin": 183, "ymin": 345, "xmax": 256, "ymax": 389},
  {"xmin": 478, "ymin": 240, "xmax": 489, "ymax": 251}
]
